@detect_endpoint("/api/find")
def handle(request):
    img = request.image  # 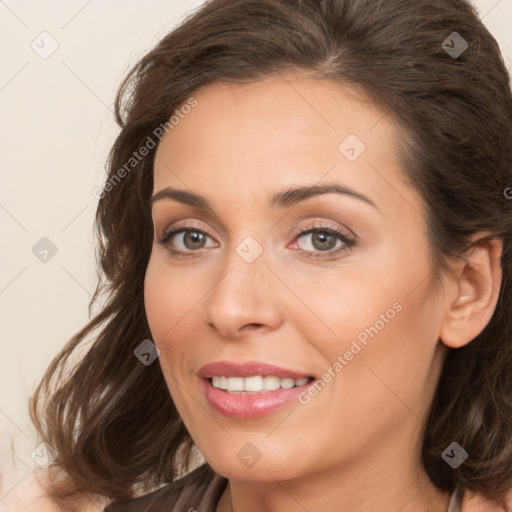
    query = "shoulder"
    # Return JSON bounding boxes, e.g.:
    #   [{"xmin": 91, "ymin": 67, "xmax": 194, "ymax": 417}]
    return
[
  {"xmin": 461, "ymin": 487, "xmax": 512, "ymax": 512},
  {"xmin": 104, "ymin": 463, "xmax": 228, "ymax": 512}
]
